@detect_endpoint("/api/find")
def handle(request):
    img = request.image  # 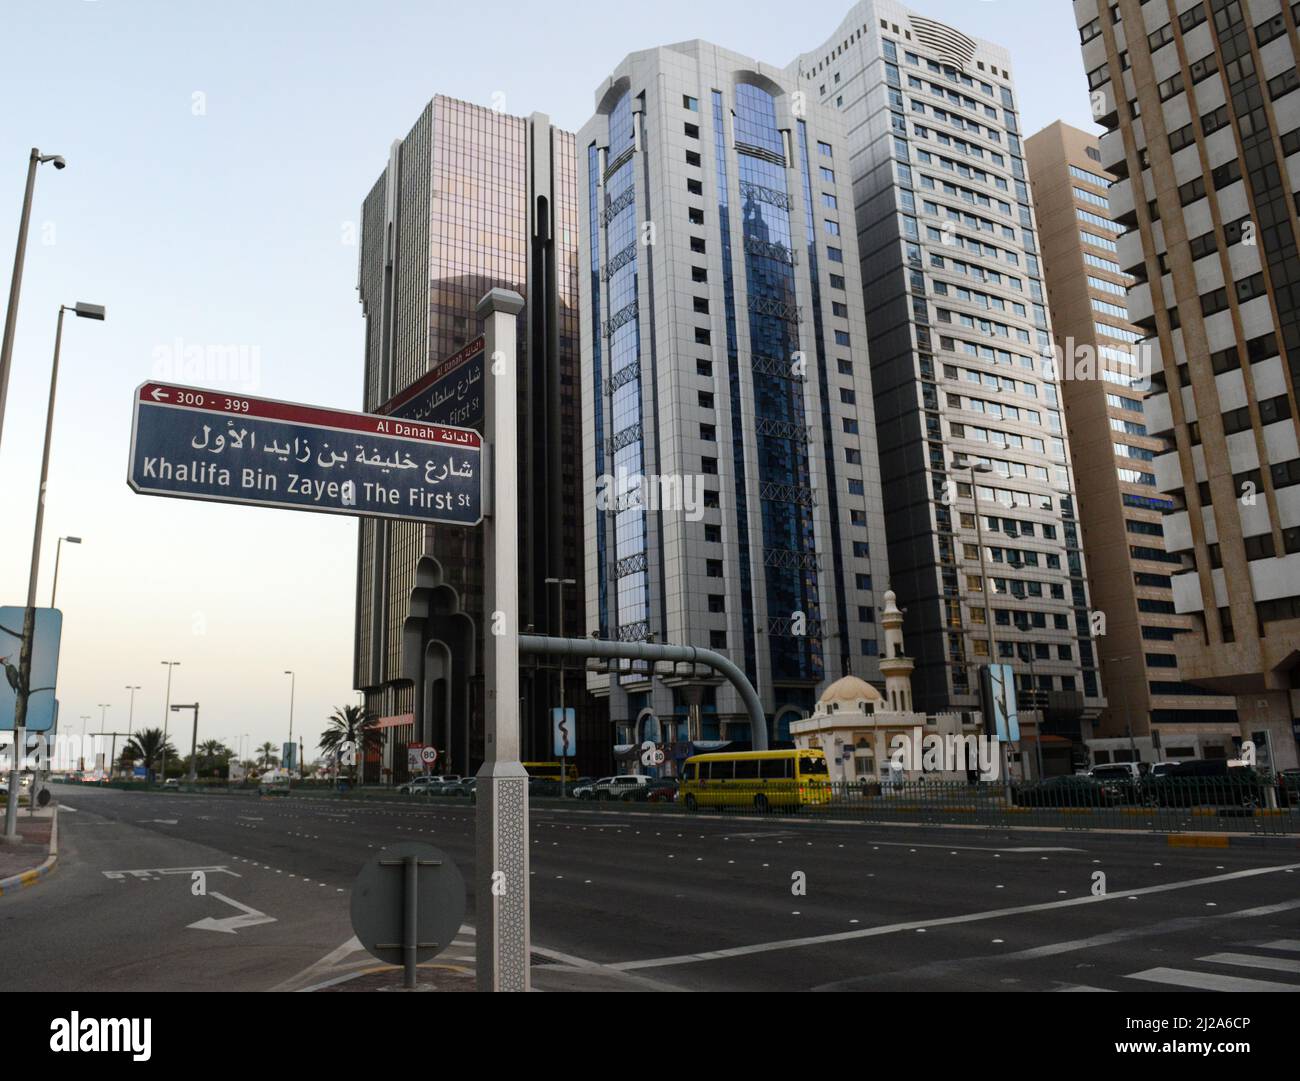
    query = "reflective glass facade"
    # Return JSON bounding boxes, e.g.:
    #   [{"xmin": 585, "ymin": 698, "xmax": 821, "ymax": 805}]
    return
[{"xmin": 579, "ymin": 42, "xmax": 891, "ymax": 753}]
